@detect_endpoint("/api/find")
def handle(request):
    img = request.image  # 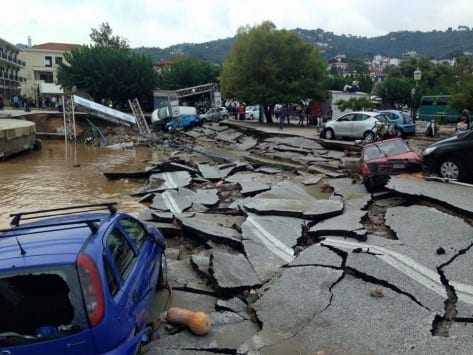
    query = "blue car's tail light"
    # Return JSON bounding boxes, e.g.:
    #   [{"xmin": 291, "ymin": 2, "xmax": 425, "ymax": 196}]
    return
[{"xmin": 77, "ymin": 254, "xmax": 105, "ymax": 327}]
